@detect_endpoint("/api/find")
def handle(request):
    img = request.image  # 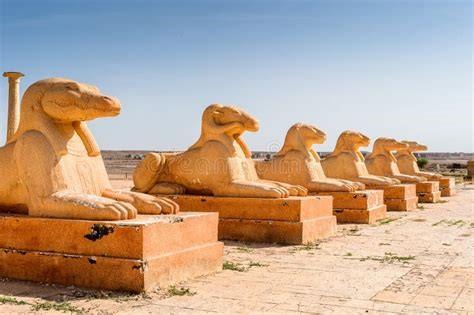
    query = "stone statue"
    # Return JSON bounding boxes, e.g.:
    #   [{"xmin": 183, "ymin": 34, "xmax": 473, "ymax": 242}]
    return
[
  {"xmin": 321, "ymin": 130, "xmax": 400, "ymax": 187},
  {"xmin": 365, "ymin": 138, "xmax": 427, "ymax": 183},
  {"xmin": 395, "ymin": 140, "xmax": 442, "ymax": 180},
  {"xmin": 133, "ymin": 104, "xmax": 307, "ymax": 198},
  {"xmin": 0, "ymin": 77, "xmax": 178, "ymax": 220},
  {"xmin": 255, "ymin": 123, "xmax": 364, "ymax": 192}
]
